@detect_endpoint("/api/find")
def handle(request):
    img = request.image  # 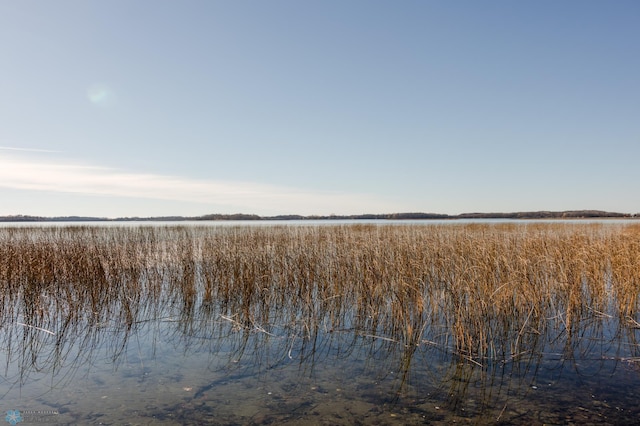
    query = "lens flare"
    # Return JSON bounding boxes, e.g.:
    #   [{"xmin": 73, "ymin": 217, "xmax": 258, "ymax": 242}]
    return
[{"xmin": 87, "ymin": 84, "xmax": 116, "ymax": 107}]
